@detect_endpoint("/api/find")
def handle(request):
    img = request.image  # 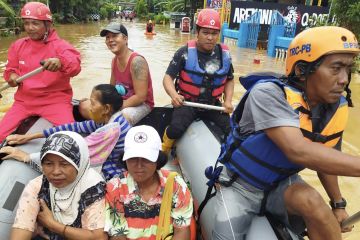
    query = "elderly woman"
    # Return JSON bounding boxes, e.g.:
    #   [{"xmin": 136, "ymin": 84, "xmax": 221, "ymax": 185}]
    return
[
  {"xmin": 10, "ymin": 131, "xmax": 107, "ymax": 240},
  {"xmin": 105, "ymin": 125, "xmax": 193, "ymax": 240}
]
